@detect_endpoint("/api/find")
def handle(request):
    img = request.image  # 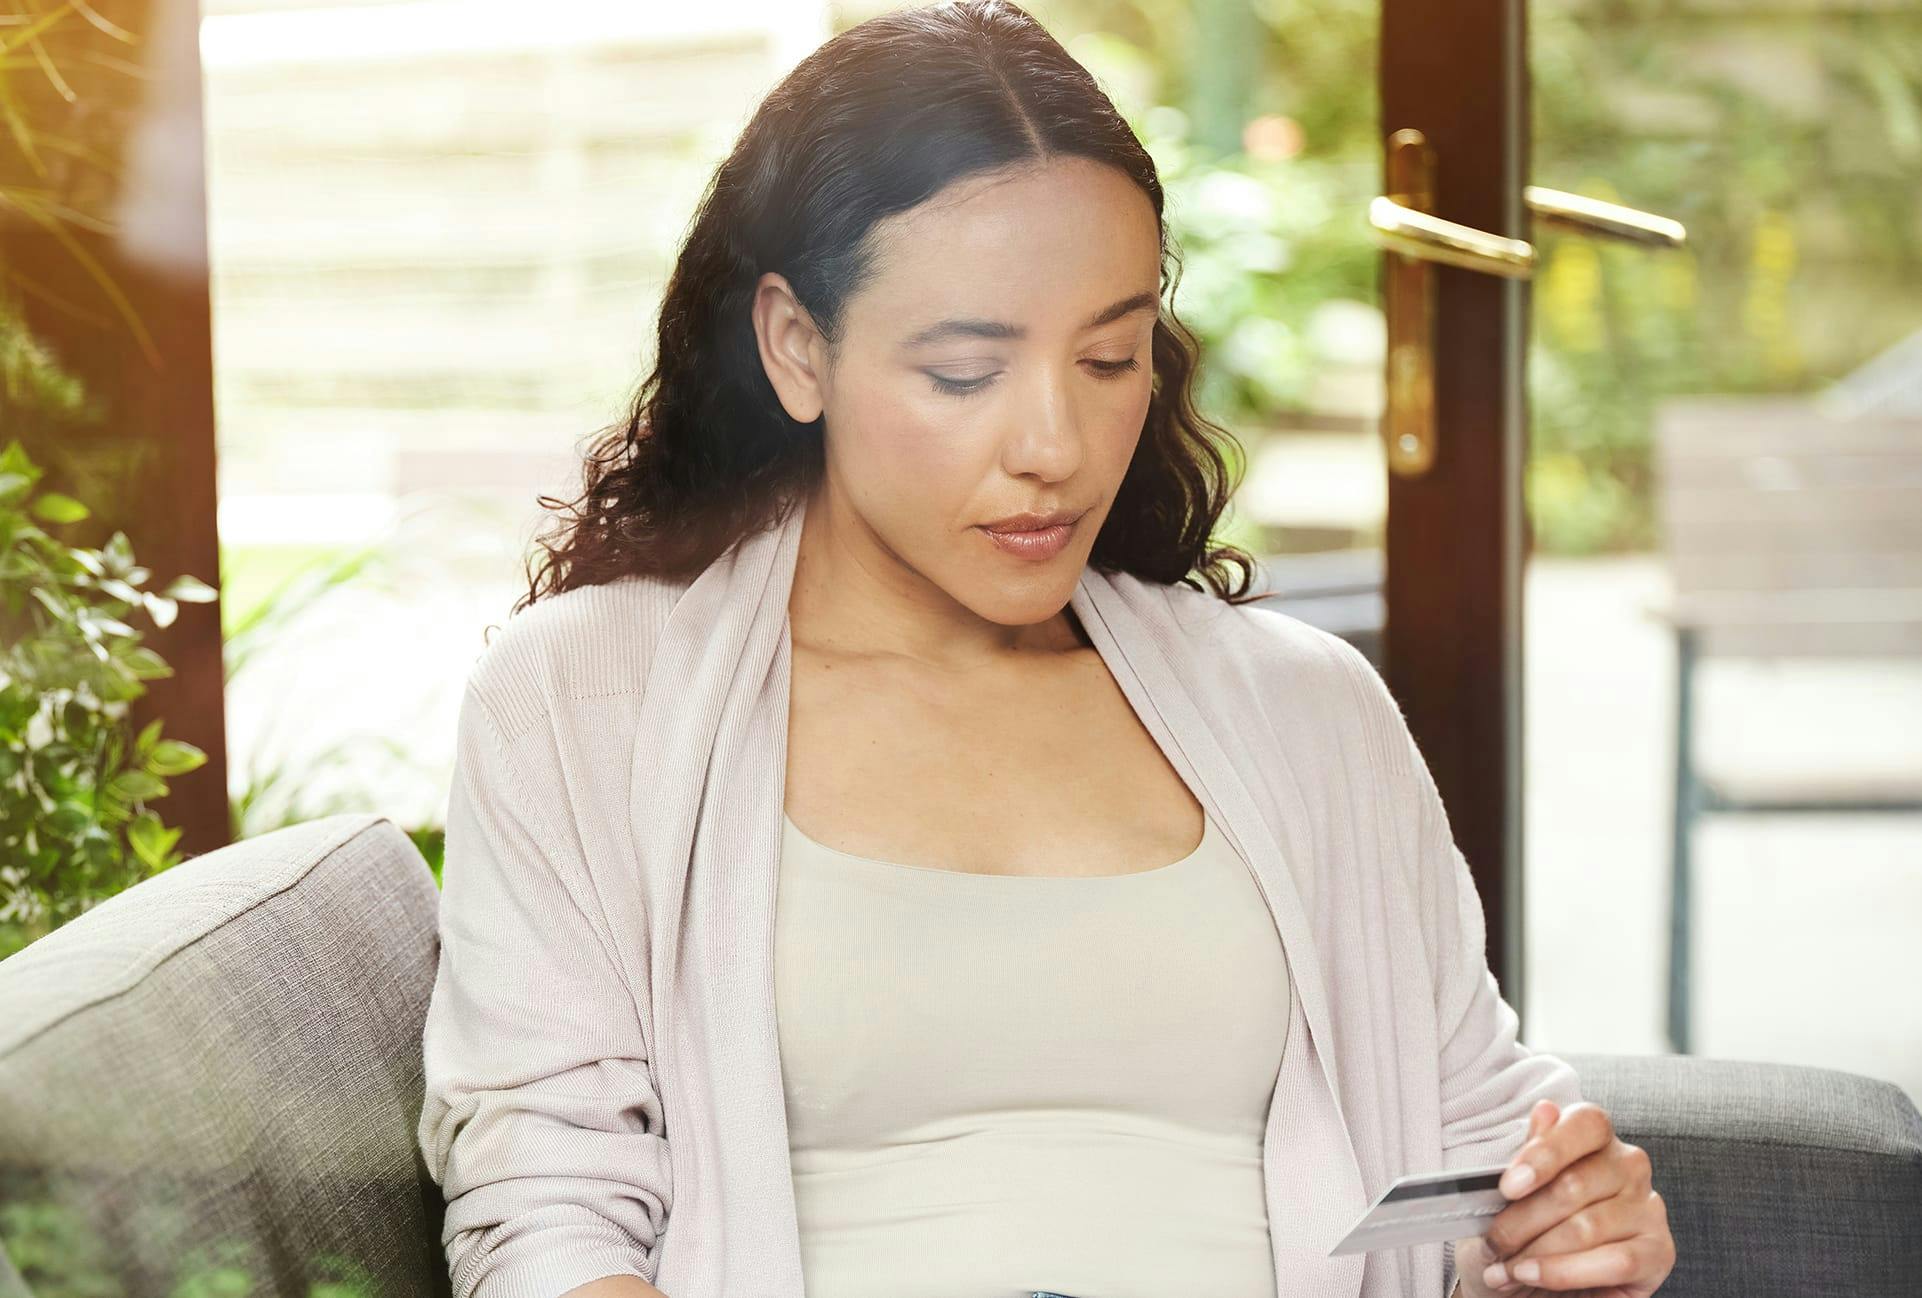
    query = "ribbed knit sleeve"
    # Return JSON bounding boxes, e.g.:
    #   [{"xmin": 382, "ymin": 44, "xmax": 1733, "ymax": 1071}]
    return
[
  {"xmin": 1324, "ymin": 634, "xmax": 1584, "ymax": 1297},
  {"xmin": 417, "ymin": 681, "xmax": 672, "ymax": 1298}
]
